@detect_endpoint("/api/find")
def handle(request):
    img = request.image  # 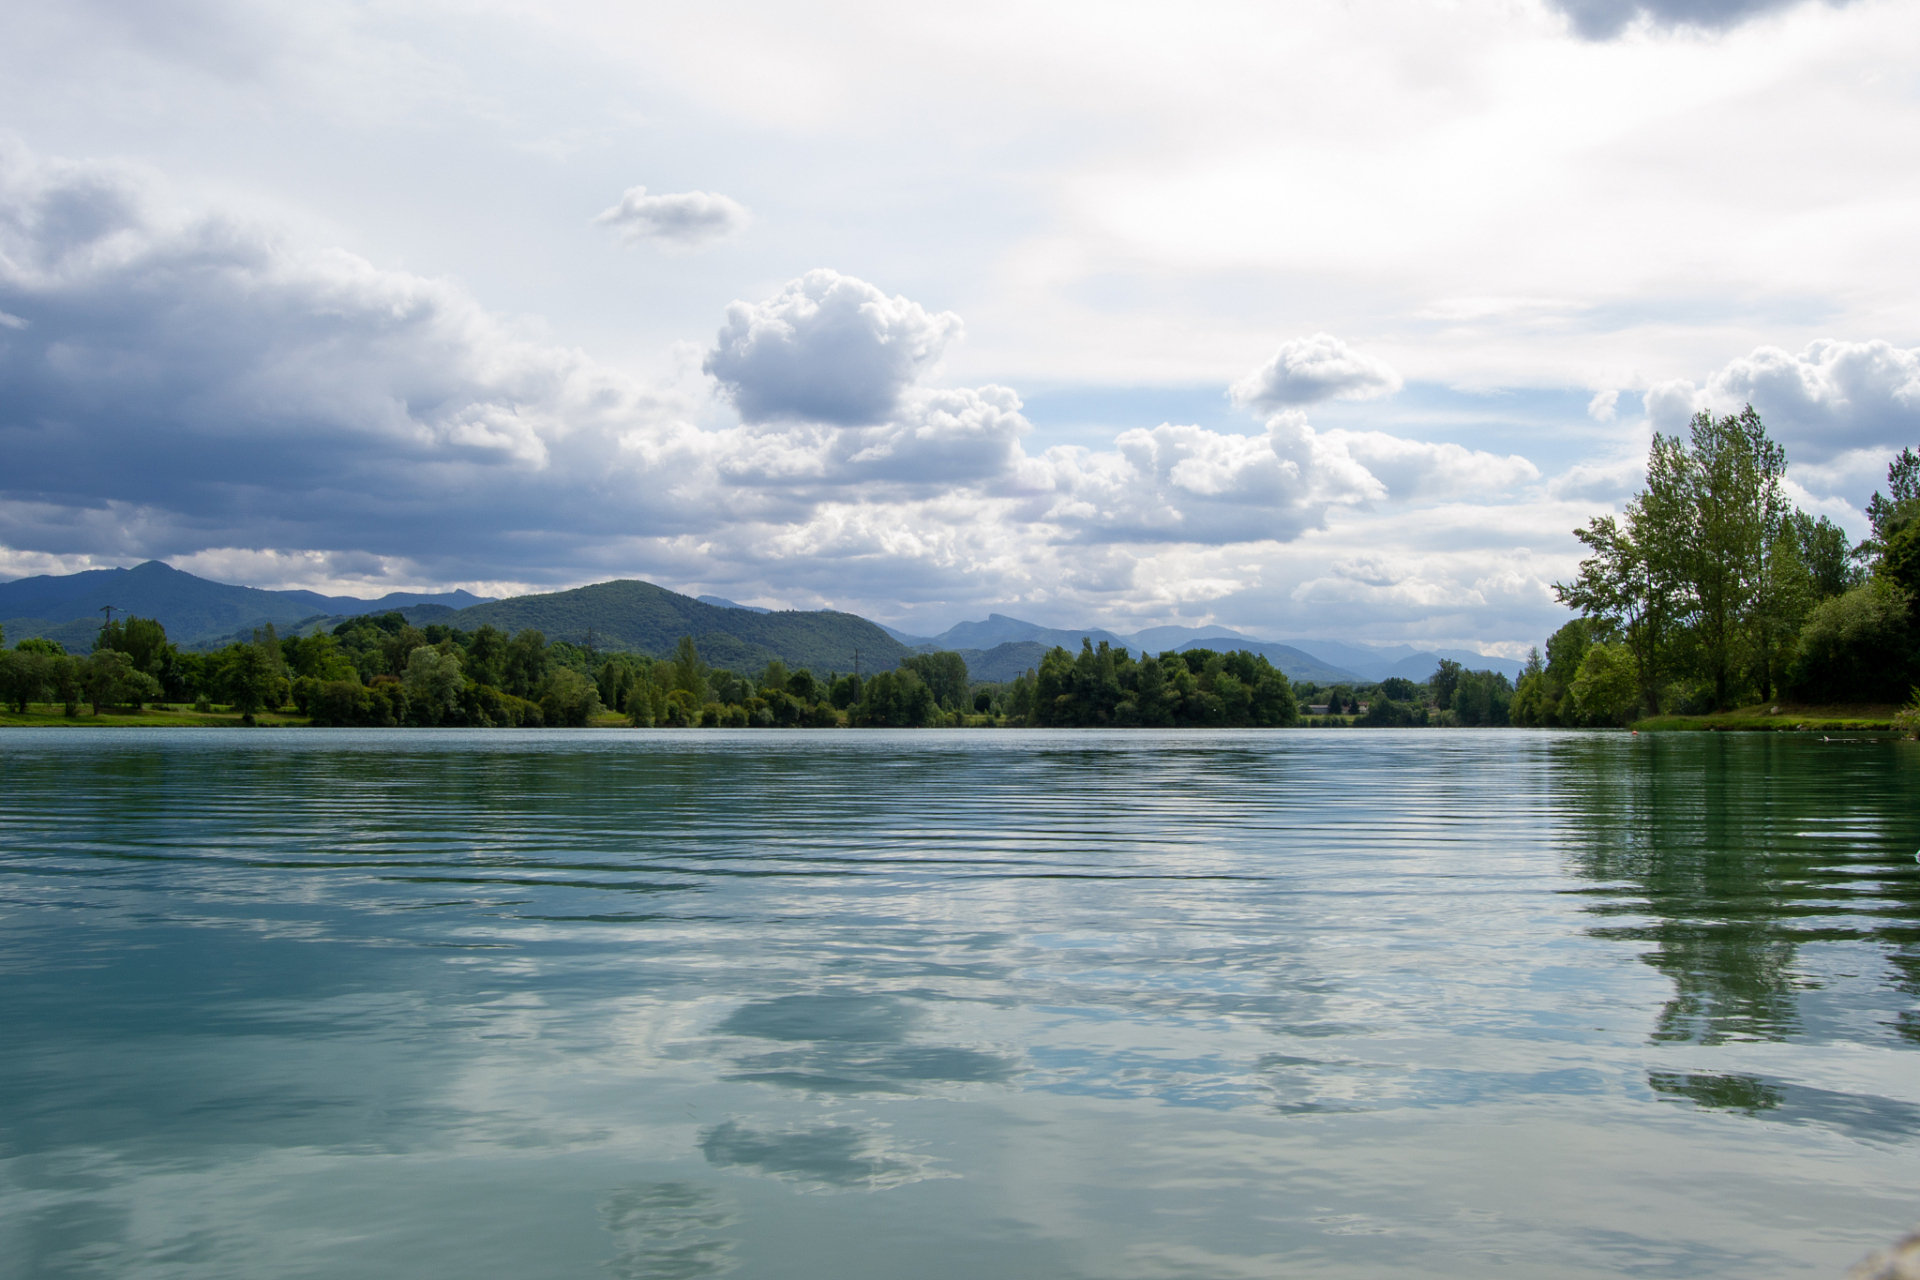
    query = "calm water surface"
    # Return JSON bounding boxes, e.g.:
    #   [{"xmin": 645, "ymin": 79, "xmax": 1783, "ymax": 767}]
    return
[{"xmin": 1, "ymin": 728, "xmax": 1917, "ymax": 1278}]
